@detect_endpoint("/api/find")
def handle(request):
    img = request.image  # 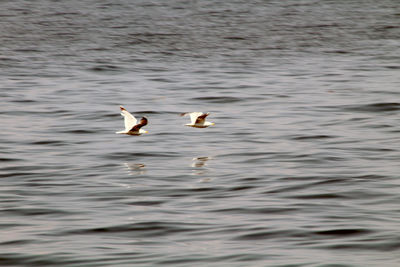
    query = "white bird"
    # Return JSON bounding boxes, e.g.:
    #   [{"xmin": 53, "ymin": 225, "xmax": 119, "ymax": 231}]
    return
[
  {"xmin": 181, "ymin": 112, "xmax": 215, "ymax": 128},
  {"xmin": 116, "ymin": 106, "xmax": 148, "ymax": 135}
]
